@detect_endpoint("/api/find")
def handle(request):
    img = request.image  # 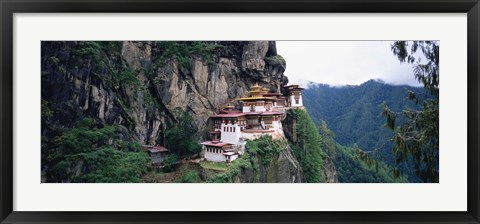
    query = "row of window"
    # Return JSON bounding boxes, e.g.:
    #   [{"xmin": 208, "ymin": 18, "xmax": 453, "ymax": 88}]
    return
[
  {"xmin": 206, "ymin": 147, "xmax": 222, "ymax": 154},
  {"xmin": 223, "ymin": 126, "xmax": 237, "ymax": 132}
]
